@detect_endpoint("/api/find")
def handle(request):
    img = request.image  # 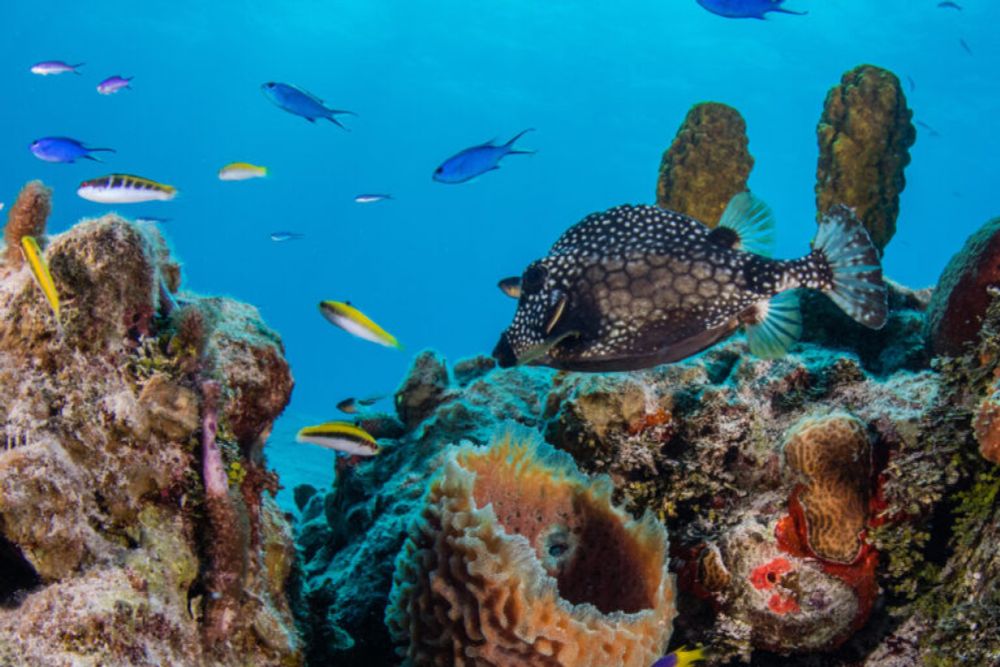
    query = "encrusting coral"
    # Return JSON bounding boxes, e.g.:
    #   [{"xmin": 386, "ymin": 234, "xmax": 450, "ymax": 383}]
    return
[
  {"xmin": 815, "ymin": 64, "xmax": 916, "ymax": 253},
  {"xmin": 385, "ymin": 430, "xmax": 676, "ymax": 667},
  {"xmin": 0, "ymin": 186, "xmax": 301, "ymax": 666},
  {"xmin": 1, "ymin": 180, "xmax": 51, "ymax": 271},
  {"xmin": 655, "ymin": 102, "xmax": 753, "ymax": 227}
]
